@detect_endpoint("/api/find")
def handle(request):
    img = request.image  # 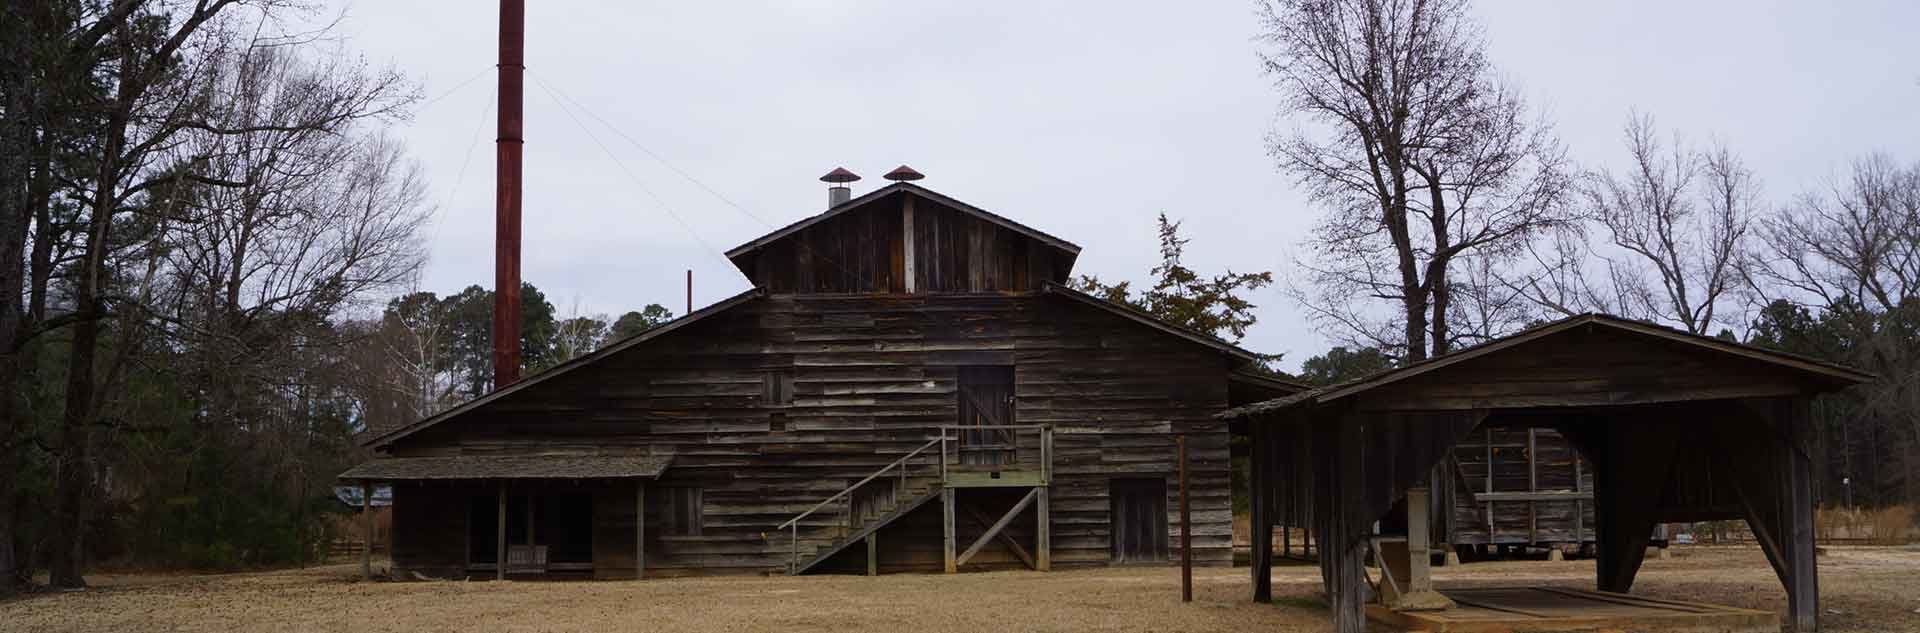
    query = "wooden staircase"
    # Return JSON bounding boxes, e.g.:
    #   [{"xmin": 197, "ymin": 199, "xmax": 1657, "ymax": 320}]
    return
[
  {"xmin": 775, "ymin": 426, "xmax": 1054, "ymax": 576},
  {"xmin": 786, "ymin": 476, "xmax": 943, "ymax": 575}
]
